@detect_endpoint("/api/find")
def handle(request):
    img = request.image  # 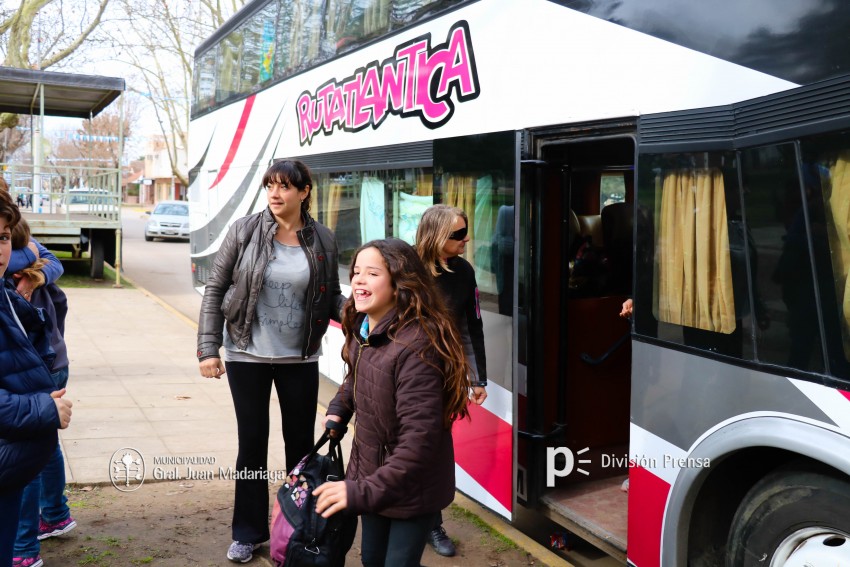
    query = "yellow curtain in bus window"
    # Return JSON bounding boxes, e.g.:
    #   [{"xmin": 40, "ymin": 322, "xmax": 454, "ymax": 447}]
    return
[
  {"xmin": 826, "ymin": 152, "xmax": 850, "ymax": 357},
  {"xmin": 655, "ymin": 168, "xmax": 736, "ymax": 333}
]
